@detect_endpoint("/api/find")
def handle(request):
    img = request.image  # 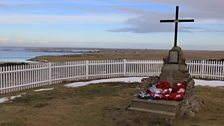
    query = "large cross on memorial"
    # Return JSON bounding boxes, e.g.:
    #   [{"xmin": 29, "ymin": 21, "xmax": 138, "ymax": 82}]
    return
[{"xmin": 160, "ymin": 6, "xmax": 194, "ymax": 47}]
